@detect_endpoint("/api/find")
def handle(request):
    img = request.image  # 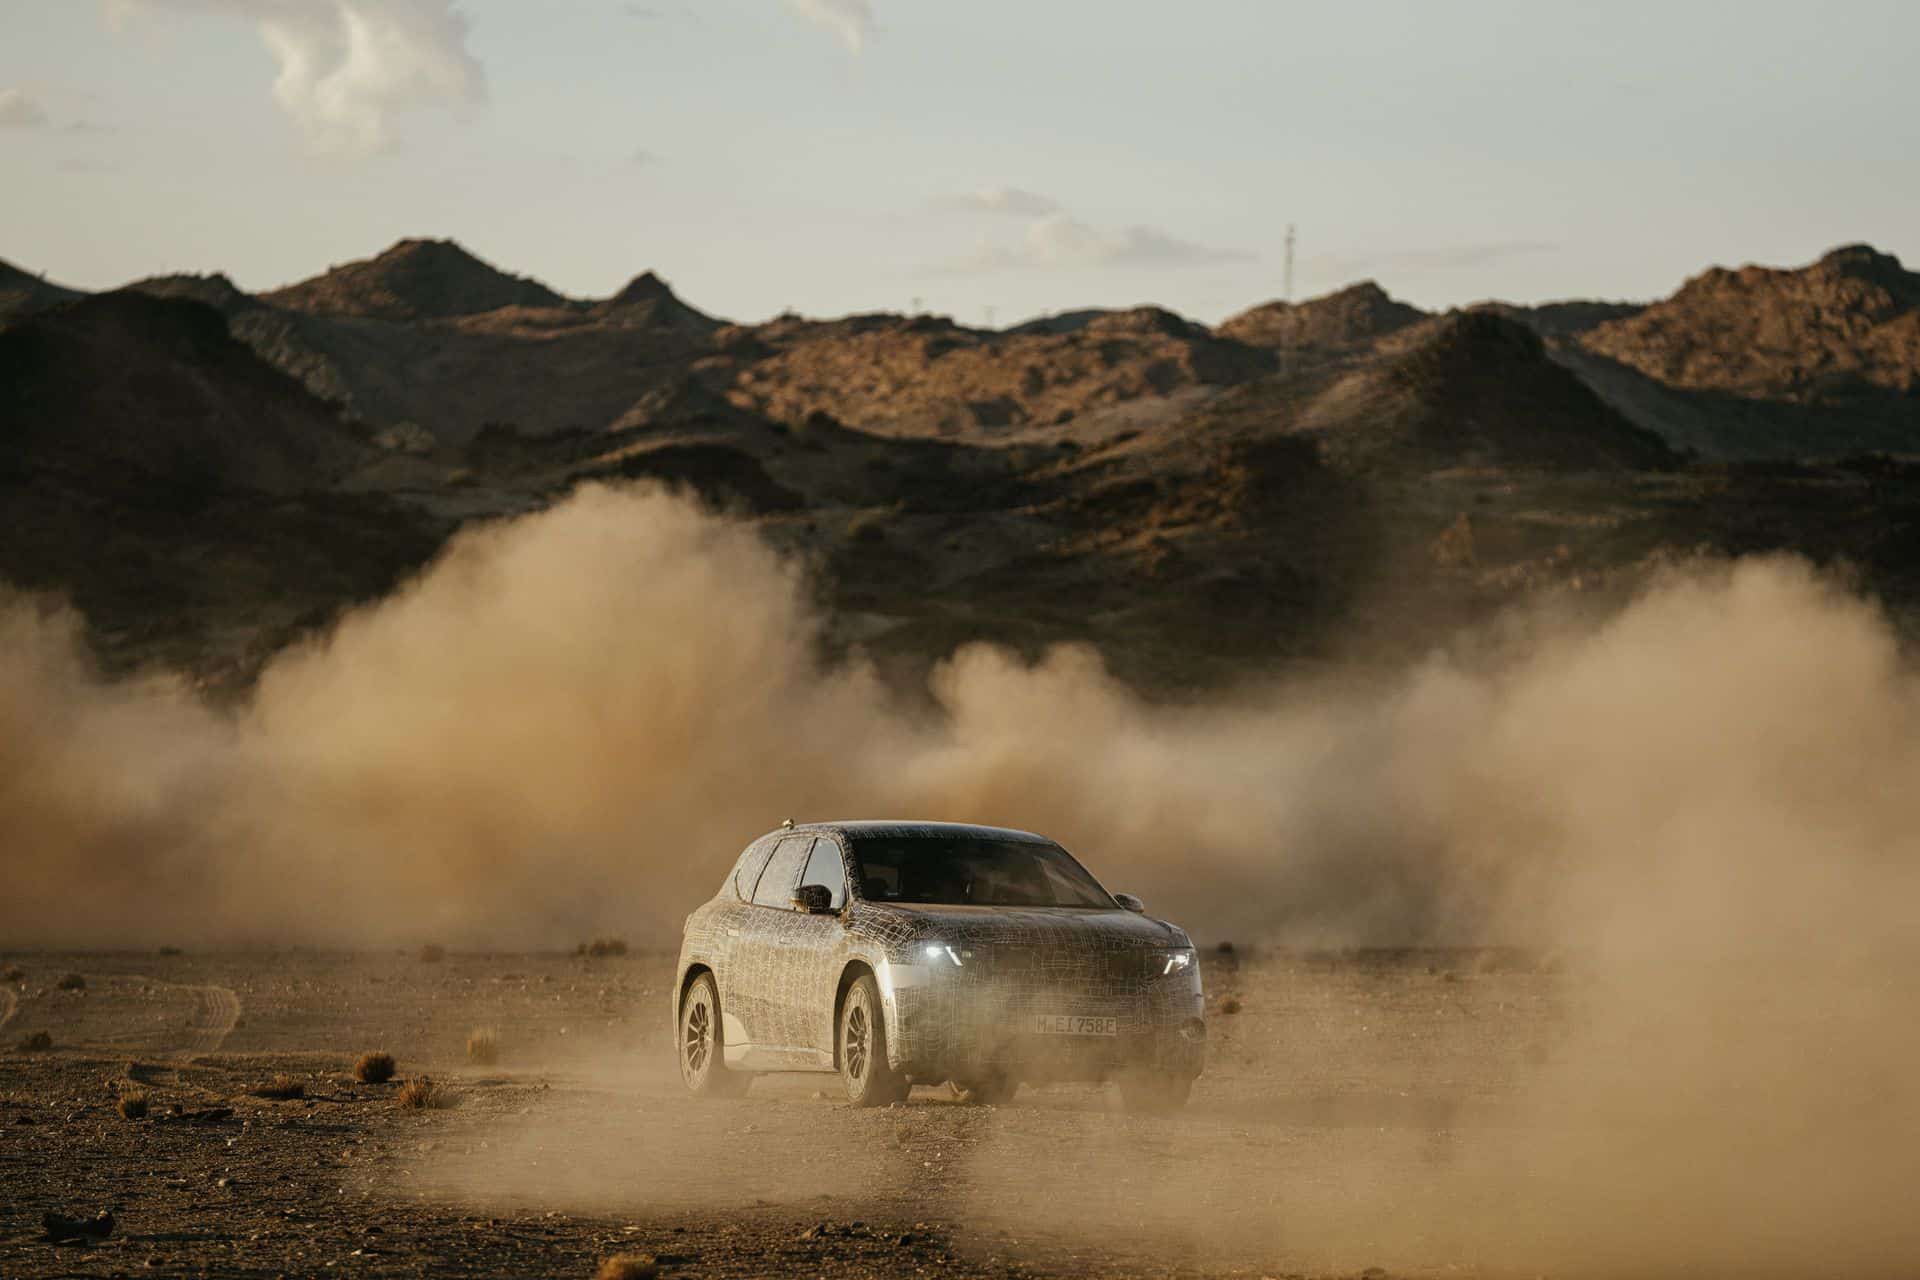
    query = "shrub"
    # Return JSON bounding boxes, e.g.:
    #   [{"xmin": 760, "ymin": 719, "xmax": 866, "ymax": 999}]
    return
[
  {"xmin": 118, "ymin": 1089, "xmax": 150, "ymax": 1120},
  {"xmin": 157, "ymin": 946, "xmax": 183, "ymax": 957},
  {"xmin": 418, "ymin": 944, "xmax": 446, "ymax": 964},
  {"xmin": 354, "ymin": 1051, "xmax": 397, "ymax": 1084},
  {"xmin": 252, "ymin": 1074, "xmax": 305, "ymax": 1100},
  {"xmin": 1218, "ymin": 995, "xmax": 1243, "ymax": 1015},
  {"xmin": 2, "ymin": 965, "xmax": 24, "ymax": 983},
  {"xmin": 56, "ymin": 973, "xmax": 86, "ymax": 991},
  {"xmin": 581, "ymin": 938, "xmax": 628, "ymax": 958},
  {"xmin": 466, "ymin": 1026, "xmax": 500, "ymax": 1066},
  {"xmin": 18, "ymin": 1031, "xmax": 53, "ymax": 1052},
  {"xmin": 596, "ymin": 1254, "xmax": 659, "ymax": 1280},
  {"xmin": 396, "ymin": 1078, "xmax": 457, "ymax": 1111}
]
